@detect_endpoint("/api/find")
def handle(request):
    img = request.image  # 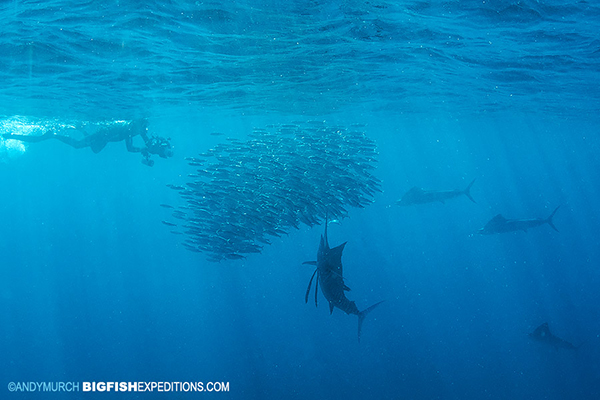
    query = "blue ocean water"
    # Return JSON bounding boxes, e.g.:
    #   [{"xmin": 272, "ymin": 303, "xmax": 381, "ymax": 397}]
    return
[{"xmin": 1, "ymin": 1, "xmax": 600, "ymax": 399}]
